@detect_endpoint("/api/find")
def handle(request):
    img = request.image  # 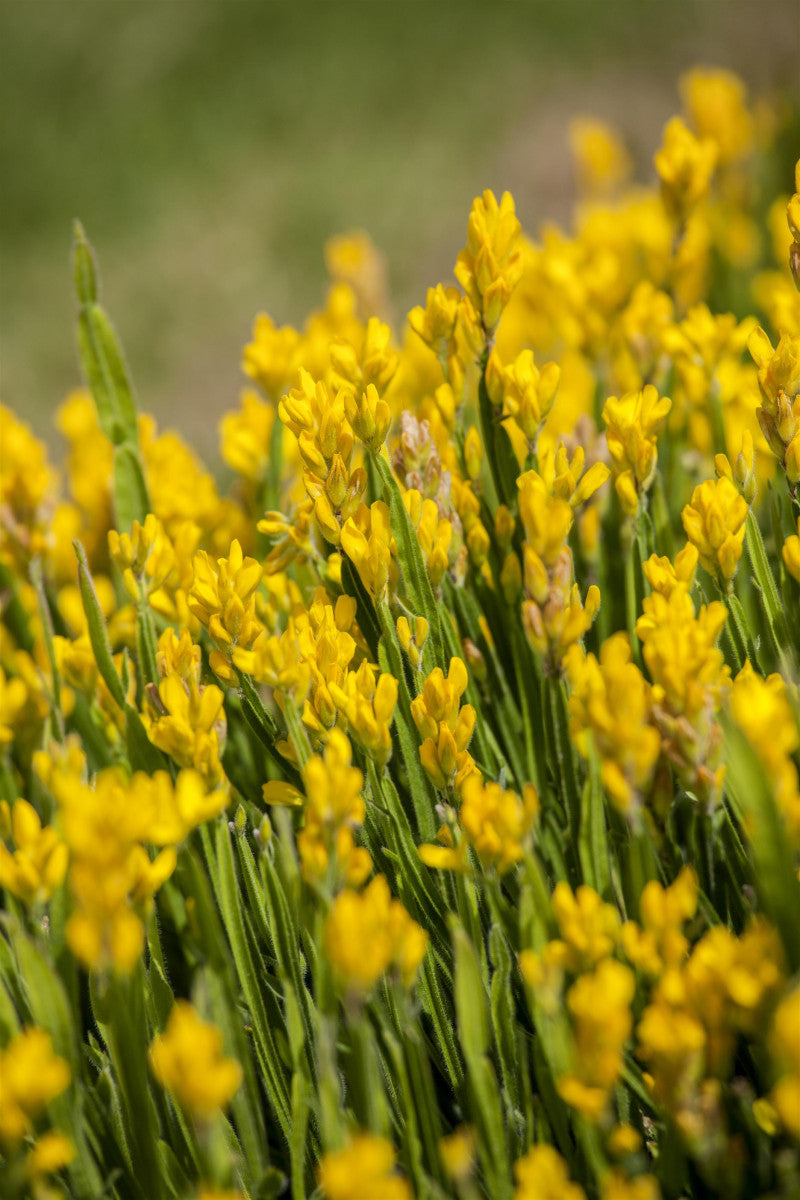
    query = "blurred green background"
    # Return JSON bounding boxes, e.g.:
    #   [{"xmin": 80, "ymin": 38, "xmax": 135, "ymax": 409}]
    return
[{"xmin": 2, "ymin": 0, "xmax": 798, "ymax": 457}]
